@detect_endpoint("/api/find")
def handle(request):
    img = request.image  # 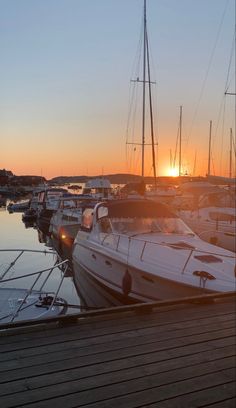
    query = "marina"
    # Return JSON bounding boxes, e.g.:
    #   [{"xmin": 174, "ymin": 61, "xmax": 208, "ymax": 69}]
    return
[
  {"xmin": 0, "ymin": 0, "xmax": 235, "ymax": 406},
  {"xmin": 0, "ymin": 188, "xmax": 235, "ymax": 407}
]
